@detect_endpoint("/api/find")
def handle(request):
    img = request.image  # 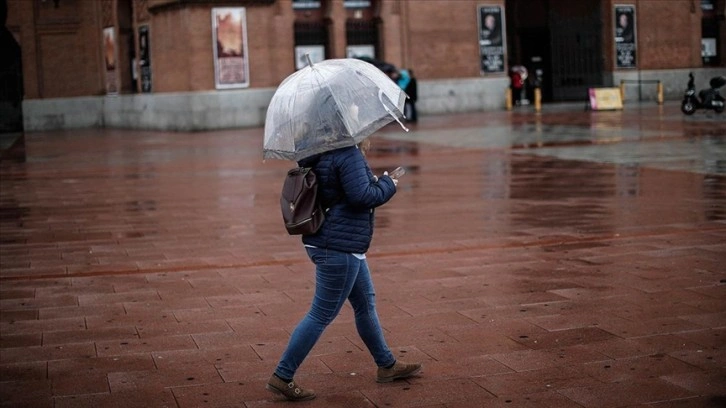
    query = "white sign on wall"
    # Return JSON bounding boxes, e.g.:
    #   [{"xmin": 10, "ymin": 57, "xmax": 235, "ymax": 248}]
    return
[{"xmin": 295, "ymin": 45, "xmax": 325, "ymax": 70}]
